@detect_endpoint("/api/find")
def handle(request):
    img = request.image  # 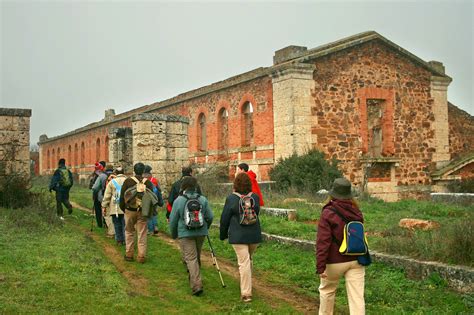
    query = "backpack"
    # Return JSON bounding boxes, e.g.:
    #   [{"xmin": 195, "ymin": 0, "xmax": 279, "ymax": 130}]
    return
[
  {"xmin": 233, "ymin": 192, "xmax": 258, "ymax": 226},
  {"xmin": 328, "ymin": 207, "xmax": 369, "ymax": 256},
  {"xmin": 183, "ymin": 194, "xmax": 204, "ymax": 230},
  {"xmin": 123, "ymin": 177, "xmax": 147, "ymax": 209},
  {"xmin": 59, "ymin": 168, "xmax": 72, "ymax": 188},
  {"xmin": 111, "ymin": 179, "xmax": 122, "ymax": 205}
]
